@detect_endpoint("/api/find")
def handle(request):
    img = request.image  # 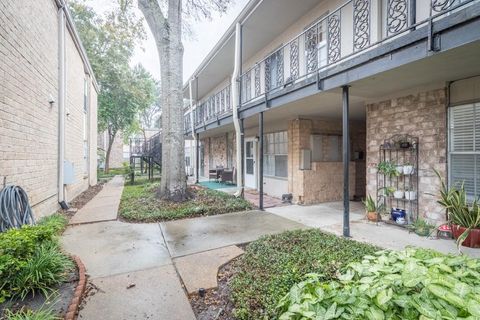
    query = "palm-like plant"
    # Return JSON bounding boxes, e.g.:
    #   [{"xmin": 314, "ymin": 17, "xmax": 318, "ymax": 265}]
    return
[{"xmin": 436, "ymin": 170, "xmax": 480, "ymax": 247}]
